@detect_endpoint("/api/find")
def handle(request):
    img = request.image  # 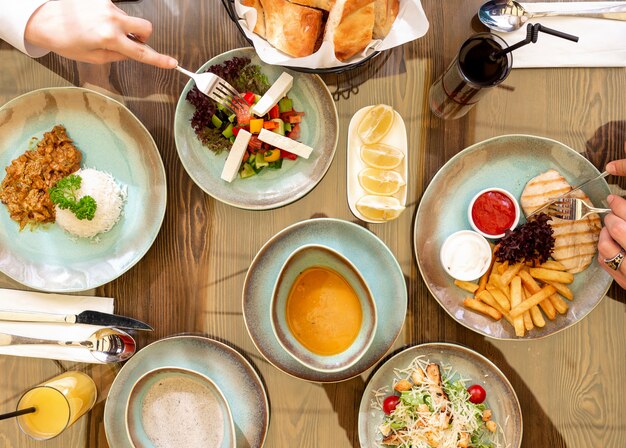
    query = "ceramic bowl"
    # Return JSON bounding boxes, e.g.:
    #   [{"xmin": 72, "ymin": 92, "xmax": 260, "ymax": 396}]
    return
[
  {"xmin": 467, "ymin": 187, "xmax": 520, "ymax": 239},
  {"xmin": 126, "ymin": 366, "xmax": 236, "ymax": 448},
  {"xmin": 270, "ymin": 244, "xmax": 377, "ymax": 373}
]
